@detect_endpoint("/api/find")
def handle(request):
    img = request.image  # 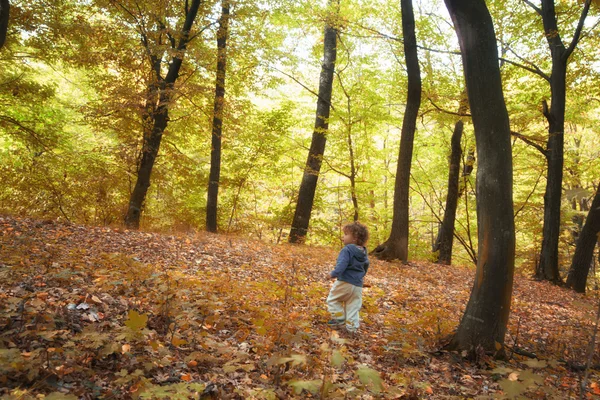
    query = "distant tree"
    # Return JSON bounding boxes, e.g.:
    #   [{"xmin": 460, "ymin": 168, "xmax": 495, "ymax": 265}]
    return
[
  {"xmin": 289, "ymin": 0, "xmax": 338, "ymax": 243},
  {"xmin": 371, "ymin": 0, "xmax": 421, "ymax": 261},
  {"xmin": 566, "ymin": 185, "xmax": 600, "ymax": 292},
  {"xmin": 206, "ymin": 0, "xmax": 230, "ymax": 233},
  {"xmin": 434, "ymin": 93, "xmax": 468, "ymax": 265},
  {"xmin": 445, "ymin": 0, "xmax": 516, "ymax": 355},
  {"xmin": 124, "ymin": 0, "xmax": 204, "ymax": 229},
  {"xmin": 521, "ymin": 0, "xmax": 593, "ymax": 283}
]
